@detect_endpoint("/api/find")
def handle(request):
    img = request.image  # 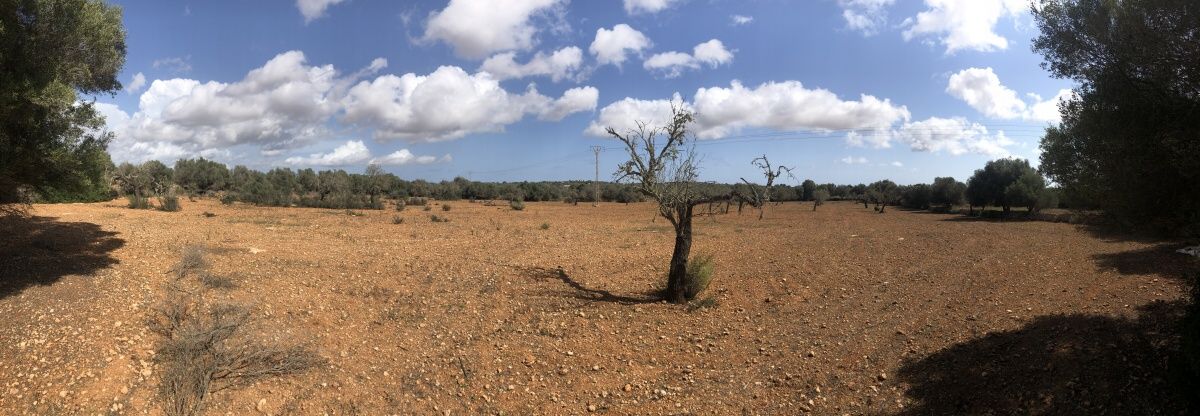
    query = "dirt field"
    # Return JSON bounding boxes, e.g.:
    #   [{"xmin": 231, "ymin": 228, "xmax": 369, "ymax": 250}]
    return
[{"xmin": 1, "ymin": 199, "xmax": 1195, "ymax": 415}]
